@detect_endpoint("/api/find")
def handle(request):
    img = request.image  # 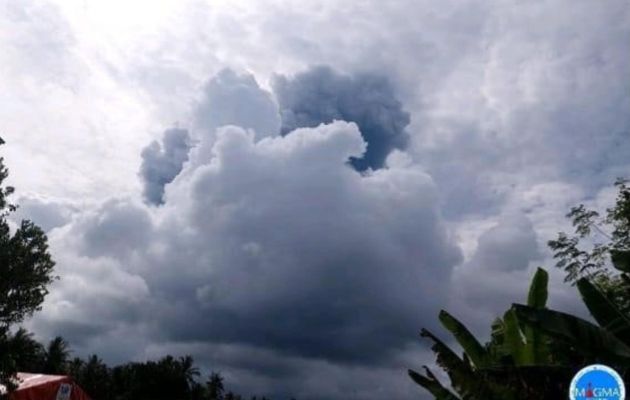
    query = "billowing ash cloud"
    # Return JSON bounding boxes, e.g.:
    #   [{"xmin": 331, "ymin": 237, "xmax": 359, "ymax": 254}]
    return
[
  {"xmin": 194, "ymin": 69, "xmax": 281, "ymax": 140},
  {"xmin": 273, "ymin": 66, "xmax": 410, "ymax": 171},
  {"xmin": 157, "ymin": 122, "xmax": 460, "ymax": 364},
  {"xmin": 30, "ymin": 120, "xmax": 461, "ymax": 399},
  {"xmin": 189, "ymin": 69, "xmax": 282, "ymax": 167},
  {"xmin": 139, "ymin": 128, "xmax": 191, "ymax": 205}
]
